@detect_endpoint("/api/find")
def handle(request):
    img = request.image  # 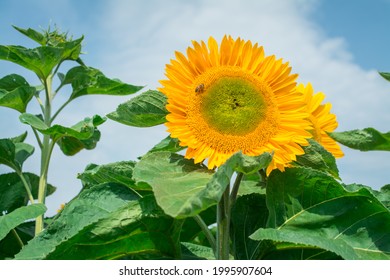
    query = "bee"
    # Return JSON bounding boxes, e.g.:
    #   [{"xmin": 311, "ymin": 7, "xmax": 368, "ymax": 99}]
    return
[{"xmin": 195, "ymin": 83, "xmax": 204, "ymax": 94}]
